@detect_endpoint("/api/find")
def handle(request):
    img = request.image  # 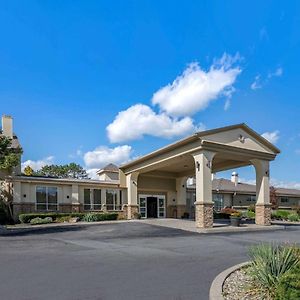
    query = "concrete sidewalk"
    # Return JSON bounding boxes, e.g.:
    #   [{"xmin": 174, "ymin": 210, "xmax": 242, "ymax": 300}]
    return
[{"xmin": 135, "ymin": 218, "xmax": 285, "ymax": 234}]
